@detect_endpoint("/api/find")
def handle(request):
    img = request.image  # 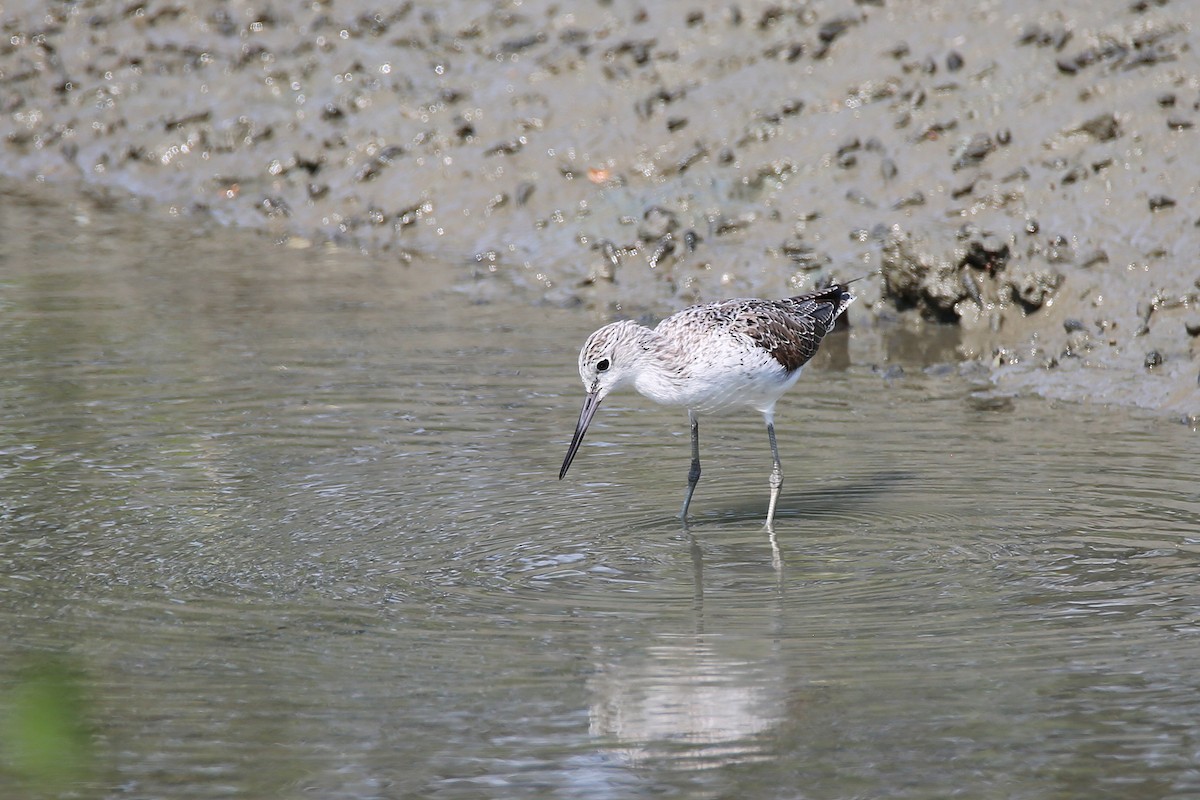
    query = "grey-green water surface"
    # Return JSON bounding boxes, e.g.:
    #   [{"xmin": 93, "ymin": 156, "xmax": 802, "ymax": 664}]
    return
[{"xmin": 1, "ymin": 185, "xmax": 1199, "ymax": 798}]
